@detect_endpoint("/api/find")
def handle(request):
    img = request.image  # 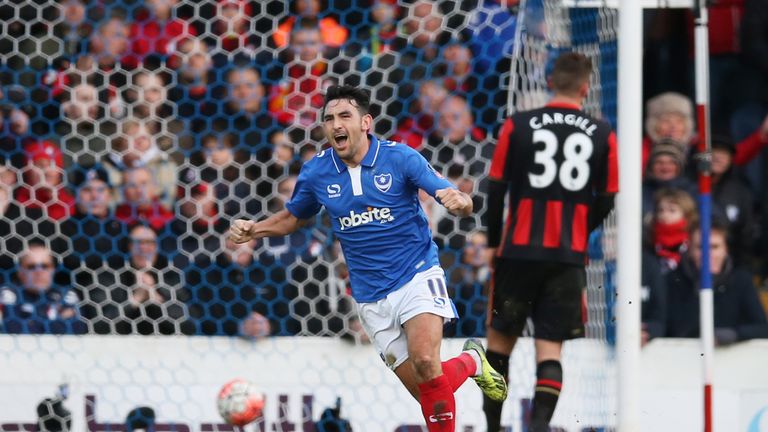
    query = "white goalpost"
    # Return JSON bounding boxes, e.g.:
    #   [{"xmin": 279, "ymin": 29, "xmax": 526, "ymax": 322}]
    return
[
  {"xmin": 615, "ymin": 0, "xmax": 643, "ymax": 430},
  {"xmin": 511, "ymin": 0, "xmax": 712, "ymax": 431}
]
